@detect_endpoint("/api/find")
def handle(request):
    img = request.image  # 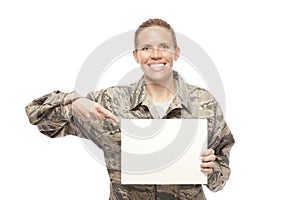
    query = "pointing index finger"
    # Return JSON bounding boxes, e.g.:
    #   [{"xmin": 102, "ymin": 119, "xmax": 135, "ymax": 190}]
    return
[{"xmin": 95, "ymin": 104, "xmax": 119, "ymax": 122}]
